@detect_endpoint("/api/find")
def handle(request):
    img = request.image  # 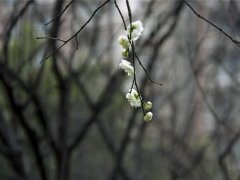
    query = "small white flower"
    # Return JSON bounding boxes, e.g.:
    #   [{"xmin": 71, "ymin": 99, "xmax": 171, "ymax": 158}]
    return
[
  {"xmin": 126, "ymin": 89, "xmax": 141, "ymax": 108},
  {"xmin": 122, "ymin": 49, "xmax": 129, "ymax": 57},
  {"xmin": 118, "ymin": 35, "xmax": 130, "ymax": 49},
  {"xmin": 127, "ymin": 21, "xmax": 144, "ymax": 41},
  {"xmin": 144, "ymin": 112, "xmax": 153, "ymax": 122},
  {"xmin": 119, "ymin": 60, "xmax": 134, "ymax": 77},
  {"xmin": 144, "ymin": 101, "xmax": 152, "ymax": 111}
]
